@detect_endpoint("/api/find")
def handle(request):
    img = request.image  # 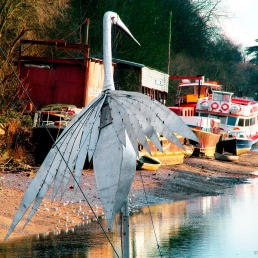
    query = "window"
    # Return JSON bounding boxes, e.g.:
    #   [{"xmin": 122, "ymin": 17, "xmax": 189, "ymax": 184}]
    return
[
  {"xmin": 238, "ymin": 118, "xmax": 244, "ymax": 127},
  {"xmin": 198, "ymin": 112, "xmax": 209, "ymax": 117},
  {"xmin": 251, "ymin": 117, "xmax": 256, "ymax": 125},
  {"xmin": 213, "ymin": 93, "xmax": 224, "ymax": 101},
  {"xmin": 181, "ymin": 86, "xmax": 195, "ymax": 95},
  {"xmin": 219, "ymin": 116, "xmax": 227, "ymax": 125},
  {"xmin": 227, "ymin": 116, "xmax": 237, "ymax": 126},
  {"xmin": 223, "ymin": 95, "xmax": 230, "ymax": 102},
  {"xmin": 209, "ymin": 114, "xmax": 227, "ymax": 125},
  {"xmin": 245, "ymin": 119, "xmax": 251, "ymax": 127},
  {"xmin": 213, "ymin": 92, "xmax": 231, "ymax": 102}
]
